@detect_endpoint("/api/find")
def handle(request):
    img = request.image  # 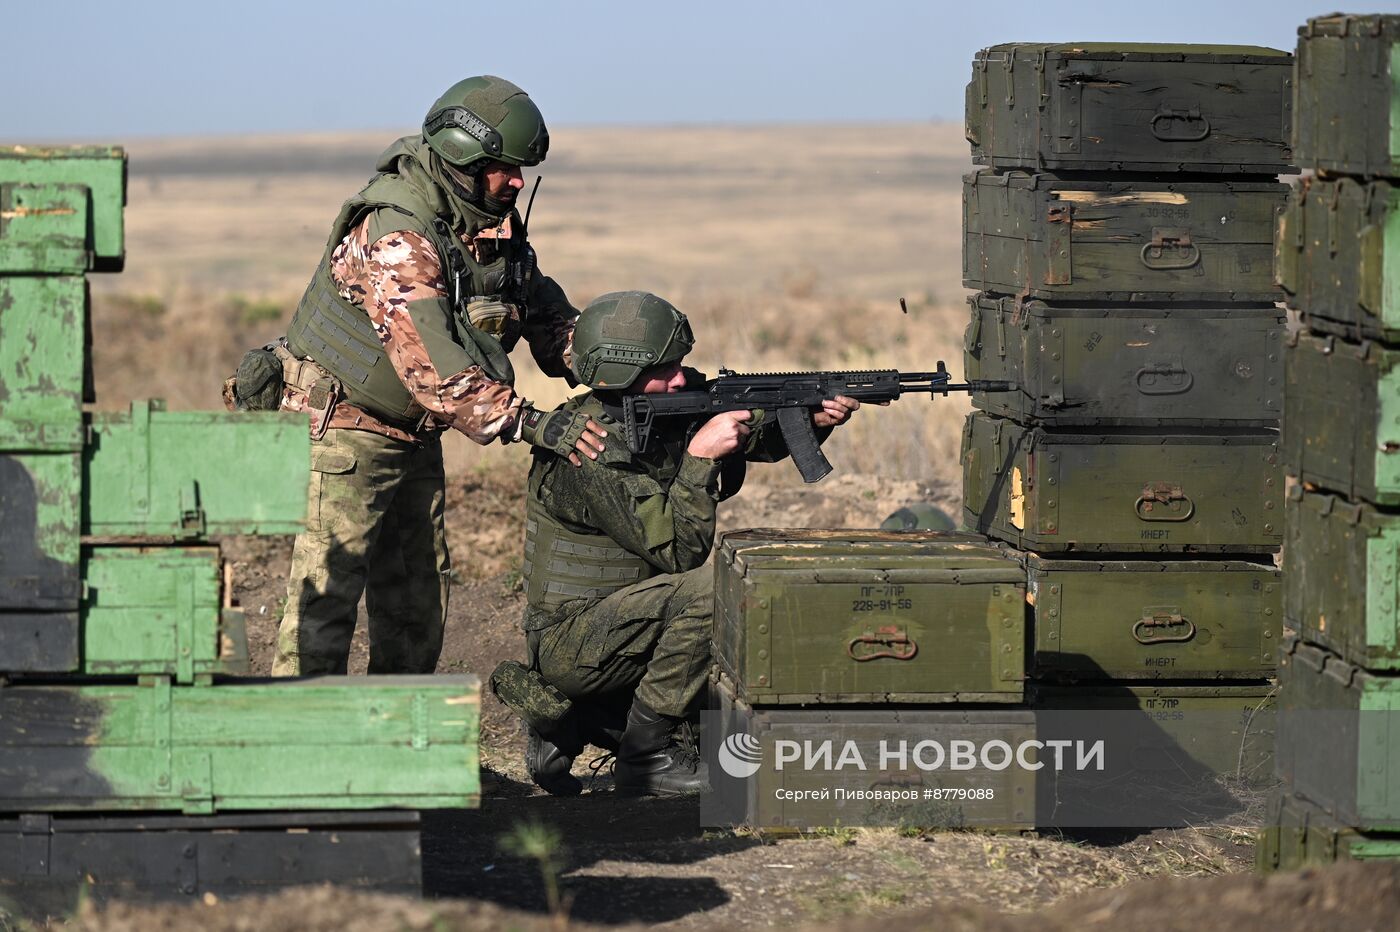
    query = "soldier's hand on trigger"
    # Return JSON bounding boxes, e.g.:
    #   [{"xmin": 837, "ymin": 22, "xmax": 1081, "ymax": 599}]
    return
[
  {"xmin": 812, "ymin": 395, "xmax": 862, "ymax": 428},
  {"xmin": 519, "ymin": 407, "xmax": 609, "ymax": 466},
  {"xmin": 686, "ymin": 410, "xmax": 753, "ymax": 460}
]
